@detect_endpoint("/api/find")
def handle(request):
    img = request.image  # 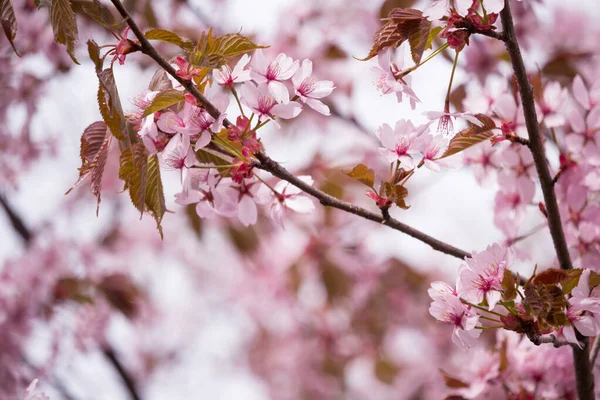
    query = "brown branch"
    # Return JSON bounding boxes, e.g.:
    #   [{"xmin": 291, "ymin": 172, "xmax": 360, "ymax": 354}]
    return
[
  {"xmin": 109, "ymin": 0, "xmax": 473, "ymax": 263},
  {"xmin": 590, "ymin": 335, "xmax": 600, "ymax": 366},
  {"xmin": 529, "ymin": 334, "xmax": 577, "ymax": 348},
  {"xmin": 498, "ymin": 1, "xmax": 594, "ymax": 398},
  {"xmin": 103, "ymin": 347, "xmax": 142, "ymax": 400},
  {"xmin": 0, "ymin": 195, "xmax": 32, "ymax": 244}
]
